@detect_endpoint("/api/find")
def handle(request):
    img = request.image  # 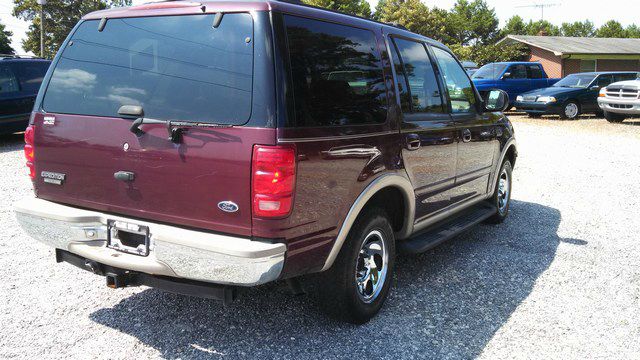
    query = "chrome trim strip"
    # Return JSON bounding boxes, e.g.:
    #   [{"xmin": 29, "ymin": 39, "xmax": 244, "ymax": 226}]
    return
[
  {"xmin": 412, "ymin": 194, "xmax": 487, "ymax": 234},
  {"xmin": 320, "ymin": 174, "xmax": 415, "ymax": 271},
  {"xmin": 278, "ymin": 130, "xmax": 398, "ymax": 143}
]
